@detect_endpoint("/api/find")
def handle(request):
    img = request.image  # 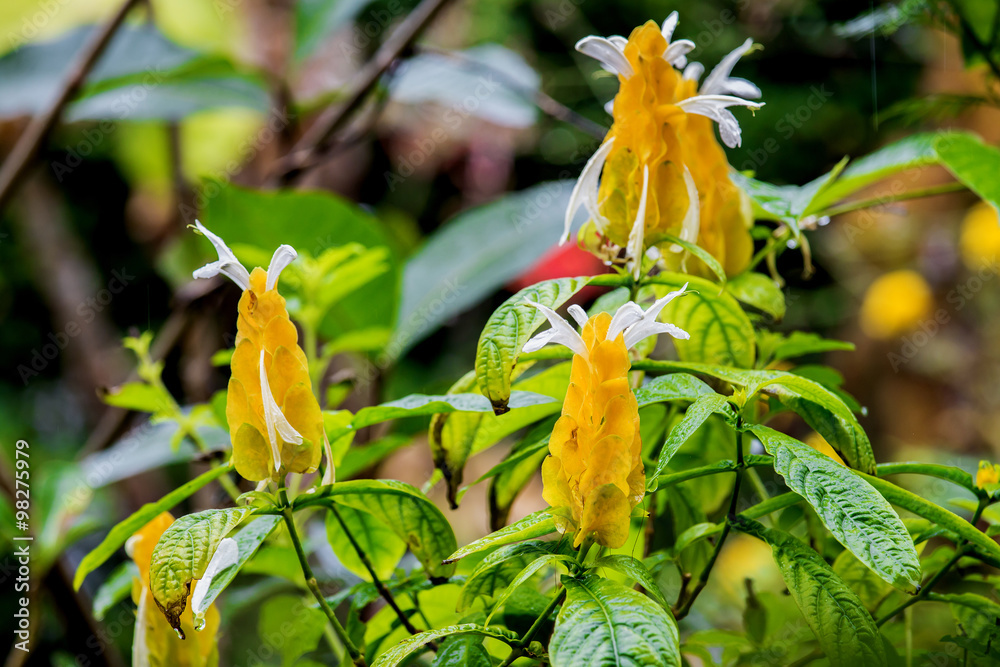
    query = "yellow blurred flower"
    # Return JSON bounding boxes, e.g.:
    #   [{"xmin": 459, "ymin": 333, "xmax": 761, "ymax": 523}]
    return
[
  {"xmin": 859, "ymin": 270, "xmax": 933, "ymax": 340},
  {"xmin": 805, "ymin": 432, "xmax": 845, "ymax": 466},
  {"xmin": 564, "ymin": 13, "xmax": 762, "ymax": 278},
  {"xmin": 192, "ymin": 222, "xmax": 330, "ymax": 483},
  {"xmin": 959, "ymin": 203, "xmax": 1000, "ymax": 271},
  {"xmin": 976, "ymin": 460, "xmax": 1000, "ymax": 490},
  {"xmin": 523, "ymin": 287, "xmax": 689, "ymax": 548},
  {"xmin": 127, "ymin": 513, "xmax": 219, "ymax": 667}
]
